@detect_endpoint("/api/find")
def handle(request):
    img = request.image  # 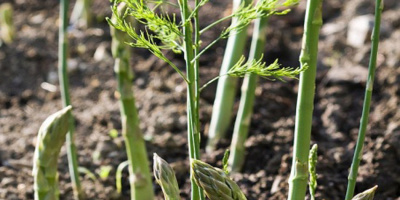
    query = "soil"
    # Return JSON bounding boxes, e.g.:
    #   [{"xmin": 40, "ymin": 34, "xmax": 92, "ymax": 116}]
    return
[{"xmin": 1, "ymin": 0, "xmax": 400, "ymax": 199}]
